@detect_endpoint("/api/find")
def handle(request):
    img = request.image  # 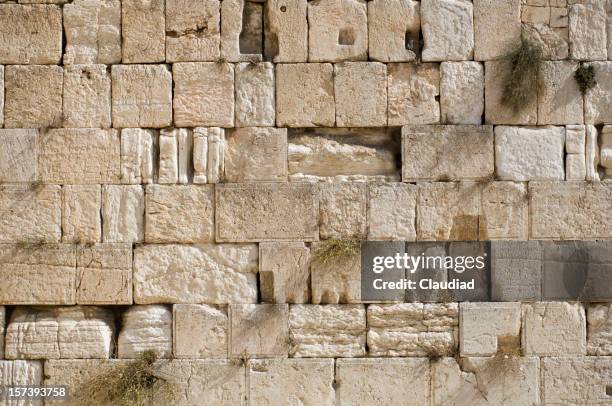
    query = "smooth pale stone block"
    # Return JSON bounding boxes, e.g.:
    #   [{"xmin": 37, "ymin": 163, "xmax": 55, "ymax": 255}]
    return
[
  {"xmin": 259, "ymin": 242, "xmax": 310, "ymax": 304},
  {"xmin": 120, "ymin": 128, "xmax": 156, "ymax": 184},
  {"xmin": 173, "ymin": 304, "xmax": 228, "ymax": 358},
  {"xmin": 542, "ymin": 357, "xmax": 612, "ymax": 404},
  {"xmin": 0, "ymin": 129, "xmax": 37, "ymax": 183},
  {"xmin": 473, "ymin": 0, "xmax": 521, "ymax": 61},
  {"xmin": 421, "ymin": 0, "xmax": 474, "ymax": 61},
  {"xmin": 229, "ymin": 304, "xmax": 289, "ymax": 358},
  {"xmin": 62, "ymin": 185, "xmax": 102, "ymax": 244},
  {"xmin": 234, "ymin": 62, "xmax": 275, "ymax": 127},
  {"xmin": 388, "ymin": 63, "xmax": 440, "ymax": 126},
  {"xmin": 118, "ymin": 305, "xmax": 172, "ymax": 358},
  {"xmin": 63, "ymin": 64, "xmax": 111, "ymax": 128},
  {"xmin": 480, "ymin": 181, "xmax": 529, "ymax": 240},
  {"xmin": 101, "ymin": 185, "xmax": 144, "ymax": 243},
  {"xmin": 460, "ymin": 302, "xmax": 521, "ymax": 356},
  {"xmin": 264, "ymin": 0, "xmax": 308, "ymax": 62}
]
